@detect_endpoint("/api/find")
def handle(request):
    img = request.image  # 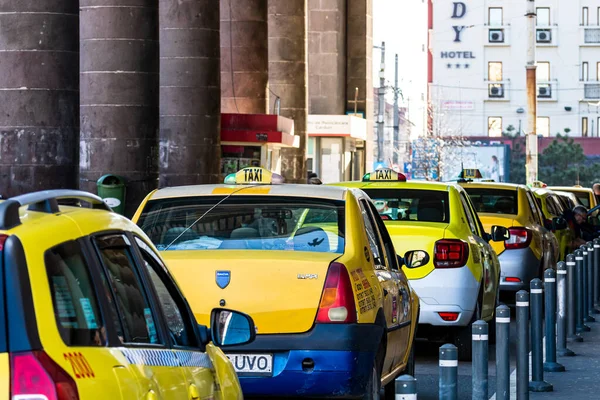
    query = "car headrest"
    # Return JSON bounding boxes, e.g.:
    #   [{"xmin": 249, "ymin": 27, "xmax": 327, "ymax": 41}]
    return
[
  {"xmin": 417, "ymin": 200, "xmax": 444, "ymax": 222},
  {"xmin": 163, "ymin": 227, "xmax": 198, "ymax": 245}
]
